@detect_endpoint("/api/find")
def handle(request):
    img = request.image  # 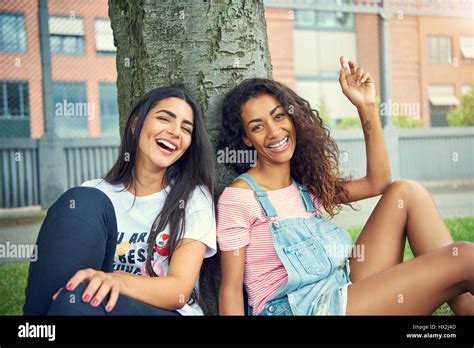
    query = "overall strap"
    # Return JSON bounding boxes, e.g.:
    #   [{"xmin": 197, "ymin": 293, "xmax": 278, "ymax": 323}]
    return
[
  {"xmin": 234, "ymin": 173, "xmax": 278, "ymax": 219},
  {"xmin": 293, "ymin": 180, "xmax": 316, "ymax": 213}
]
